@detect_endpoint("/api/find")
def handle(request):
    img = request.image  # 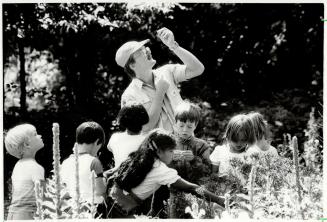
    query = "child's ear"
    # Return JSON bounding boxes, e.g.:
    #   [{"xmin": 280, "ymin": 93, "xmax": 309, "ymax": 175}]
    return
[
  {"xmin": 95, "ymin": 140, "xmax": 104, "ymax": 151},
  {"xmin": 94, "ymin": 139, "xmax": 101, "ymax": 147},
  {"xmin": 23, "ymin": 138, "xmax": 31, "ymax": 149}
]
